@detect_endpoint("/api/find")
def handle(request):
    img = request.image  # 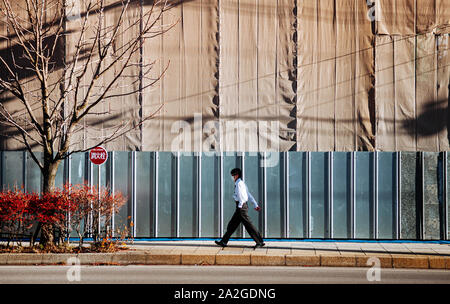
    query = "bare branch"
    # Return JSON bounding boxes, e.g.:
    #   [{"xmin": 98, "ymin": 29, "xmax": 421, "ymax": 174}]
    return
[
  {"xmin": 0, "ymin": 0, "xmax": 173, "ymax": 185},
  {"xmin": 66, "ymin": 103, "xmax": 164, "ymax": 157},
  {"xmin": 0, "ymin": 102, "xmax": 44, "ymax": 148},
  {"xmin": 49, "ymin": 1, "xmax": 94, "ymax": 120}
]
